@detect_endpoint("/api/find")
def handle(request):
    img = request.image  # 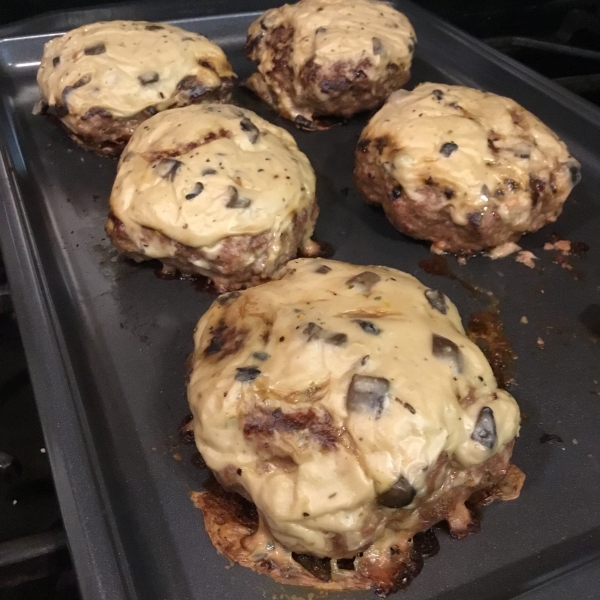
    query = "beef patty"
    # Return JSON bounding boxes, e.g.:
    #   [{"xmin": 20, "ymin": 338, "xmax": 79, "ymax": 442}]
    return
[
  {"xmin": 106, "ymin": 104, "xmax": 318, "ymax": 292},
  {"xmin": 245, "ymin": 0, "xmax": 415, "ymax": 130},
  {"xmin": 187, "ymin": 258, "xmax": 524, "ymax": 593},
  {"xmin": 35, "ymin": 20, "xmax": 236, "ymax": 156},
  {"xmin": 354, "ymin": 83, "xmax": 581, "ymax": 254}
]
